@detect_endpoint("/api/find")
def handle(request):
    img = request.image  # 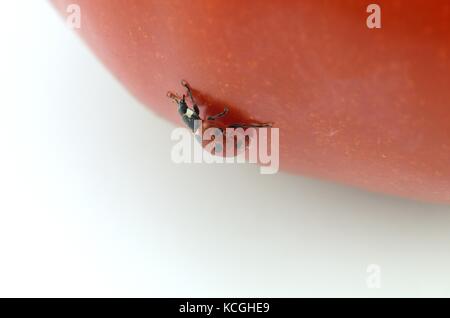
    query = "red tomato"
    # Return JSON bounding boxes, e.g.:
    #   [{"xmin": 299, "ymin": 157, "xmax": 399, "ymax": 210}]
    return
[{"xmin": 52, "ymin": 0, "xmax": 450, "ymax": 203}]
